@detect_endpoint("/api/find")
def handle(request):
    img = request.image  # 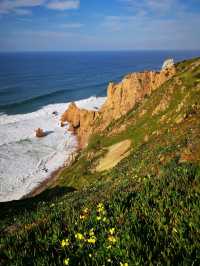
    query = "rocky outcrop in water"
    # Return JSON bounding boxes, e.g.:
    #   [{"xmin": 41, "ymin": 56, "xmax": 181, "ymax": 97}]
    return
[
  {"xmin": 61, "ymin": 60, "xmax": 176, "ymax": 148},
  {"xmin": 35, "ymin": 128, "xmax": 45, "ymax": 138}
]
